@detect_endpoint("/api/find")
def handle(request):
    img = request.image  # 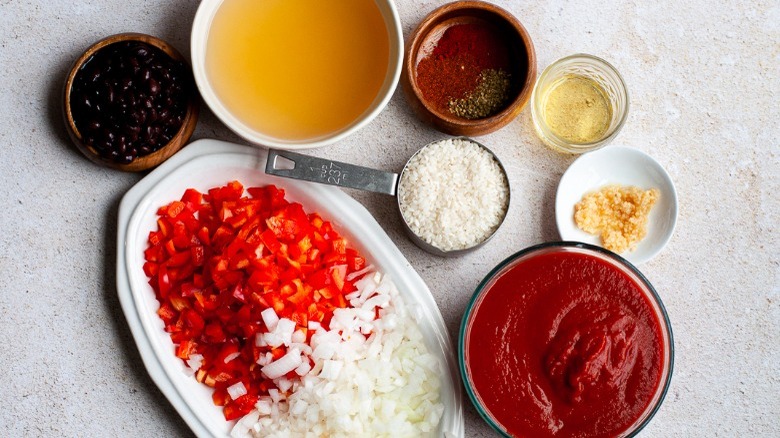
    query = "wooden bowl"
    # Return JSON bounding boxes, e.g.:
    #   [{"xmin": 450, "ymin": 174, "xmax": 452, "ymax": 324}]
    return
[
  {"xmin": 401, "ymin": 1, "xmax": 536, "ymax": 136},
  {"xmin": 63, "ymin": 33, "xmax": 199, "ymax": 172}
]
